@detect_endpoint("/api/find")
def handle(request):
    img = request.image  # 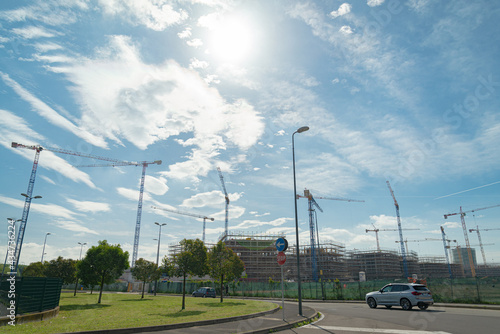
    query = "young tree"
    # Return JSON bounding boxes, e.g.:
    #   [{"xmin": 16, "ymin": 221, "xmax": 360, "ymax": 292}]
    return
[
  {"xmin": 44, "ymin": 256, "xmax": 78, "ymax": 284},
  {"xmin": 80, "ymin": 240, "xmax": 129, "ymax": 303},
  {"xmin": 22, "ymin": 261, "xmax": 46, "ymax": 277},
  {"xmin": 131, "ymin": 258, "xmax": 161, "ymax": 298},
  {"xmin": 172, "ymin": 239, "xmax": 208, "ymax": 310},
  {"xmin": 76, "ymin": 259, "xmax": 100, "ymax": 294},
  {"xmin": 207, "ymin": 241, "xmax": 245, "ymax": 303}
]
